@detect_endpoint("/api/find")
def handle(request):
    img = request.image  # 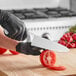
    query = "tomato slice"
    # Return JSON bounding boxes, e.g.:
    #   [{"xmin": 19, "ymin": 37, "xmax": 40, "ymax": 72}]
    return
[
  {"xmin": 48, "ymin": 65, "xmax": 66, "ymax": 71},
  {"xmin": 0, "ymin": 47, "xmax": 7, "ymax": 54},
  {"xmin": 9, "ymin": 50, "xmax": 19, "ymax": 55},
  {"xmin": 40, "ymin": 50, "xmax": 66, "ymax": 71},
  {"xmin": 40, "ymin": 50, "xmax": 56, "ymax": 67}
]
